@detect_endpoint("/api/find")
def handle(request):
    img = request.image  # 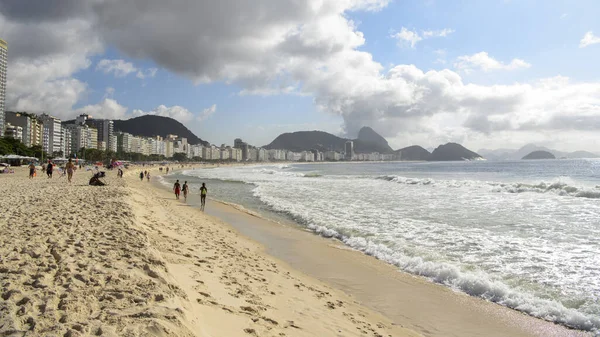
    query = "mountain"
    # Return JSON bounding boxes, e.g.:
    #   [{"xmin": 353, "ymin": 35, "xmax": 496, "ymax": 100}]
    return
[
  {"xmin": 564, "ymin": 151, "xmax": 600, "ymax": 159},
  {"xmin": 429, "ymin": 143, "xmax": 482, "ymax": 161},
  {"xmin": 113, "ymin": 115, "xmax": 209, "ymax": 146},
  {"xmin": 263, "ymin": 127, "xmax": 394, "ymax": 154},
  {"xmin": 356, "ymin": 127, "xmax": 393, "ymax": 153},
  {"xmin": 479, "ymin": 144, "xmax": 599, "ymax": 160},
  {"xmin": 522, "ymin": 151, "xmax": 555, "ymax": 160},
  {"xmin": 263, "ymin": 131, "xmax": 347, "ymax": 152},
  {"xmin": 395, "ymin": 145, "xmax": 431, "ymax": 161}
]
